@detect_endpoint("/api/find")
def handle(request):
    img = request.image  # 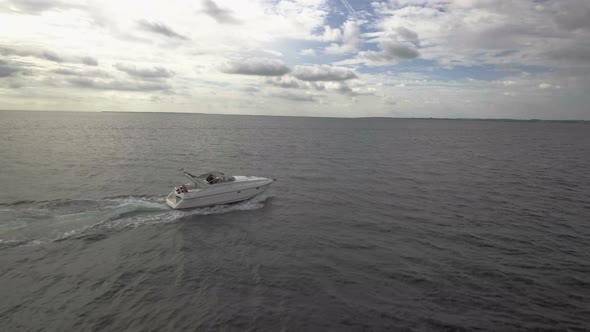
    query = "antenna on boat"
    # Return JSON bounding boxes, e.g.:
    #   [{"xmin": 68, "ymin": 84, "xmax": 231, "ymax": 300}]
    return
[{"xmin": 179, "ymin": 168, "xmax": 200, "ymax": 181}]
